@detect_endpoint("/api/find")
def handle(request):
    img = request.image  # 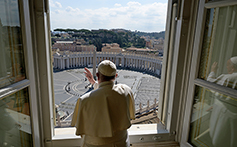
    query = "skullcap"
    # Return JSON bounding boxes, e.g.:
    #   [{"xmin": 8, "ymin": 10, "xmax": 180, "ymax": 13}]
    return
[
  {"xmin": 98, "ymin": 60, "xmax": 117, "ymax": 76},
  {"xmin": 230, "ymin": 56, "xmax": 237, "ymax": 65}
]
